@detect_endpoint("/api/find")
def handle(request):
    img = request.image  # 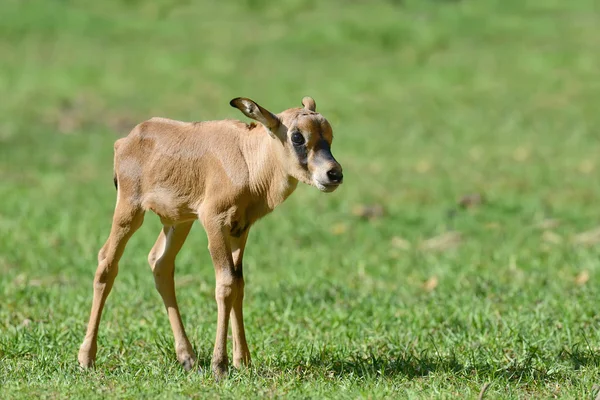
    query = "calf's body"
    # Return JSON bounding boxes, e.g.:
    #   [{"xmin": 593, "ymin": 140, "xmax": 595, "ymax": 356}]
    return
[{"xmin": 78, "ymin": 97, "xmax": 343, "ymax": 378}]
